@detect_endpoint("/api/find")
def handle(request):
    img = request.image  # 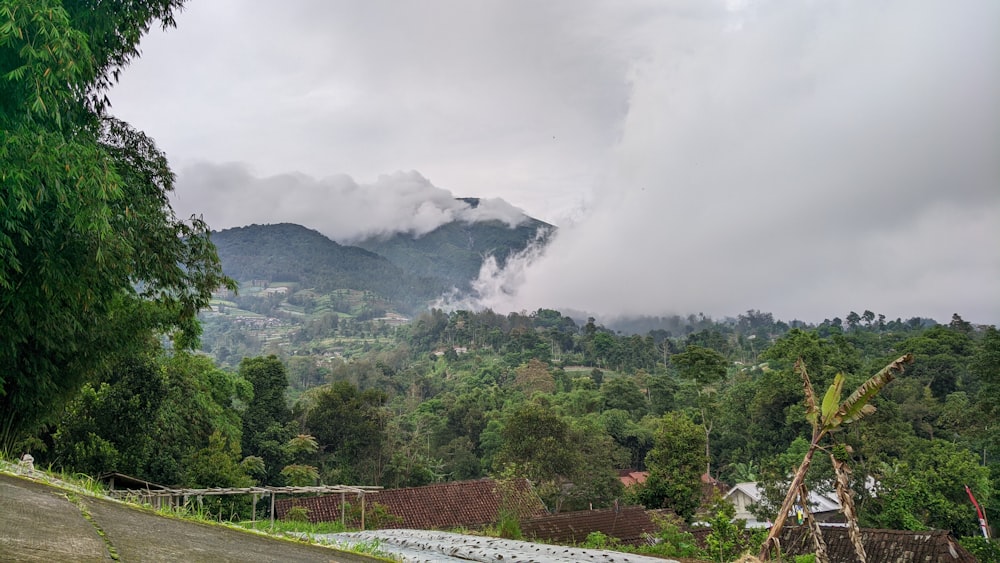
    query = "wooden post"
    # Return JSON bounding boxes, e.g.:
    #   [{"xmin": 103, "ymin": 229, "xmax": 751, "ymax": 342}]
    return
[
  {"xmin": 360, "ymin": 493, "xmax": 366, "ymax": 531},
  {"xmin": 270, "ymin": 491, "xmax": 275, "ymax": 530},
  {"xmin": 341, "ymin": 492, "xmax": 346, "ymax": 528},
  {"xmin": 799, "ymin": 483, "xmax": 829, "ymax": 563},
  {"xmin": 252, "ymin": 494, "xmax": 257, "ymax": 525}
]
